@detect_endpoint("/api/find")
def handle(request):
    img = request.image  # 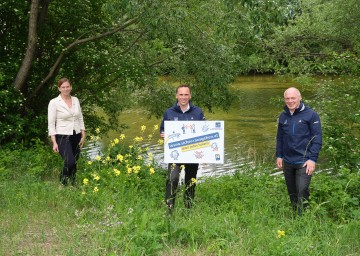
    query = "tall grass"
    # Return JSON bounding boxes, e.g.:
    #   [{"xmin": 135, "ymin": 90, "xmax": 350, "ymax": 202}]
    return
[{"xmin": 1, "ymin": 138, "xmax": 359, "ymax": 255}]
